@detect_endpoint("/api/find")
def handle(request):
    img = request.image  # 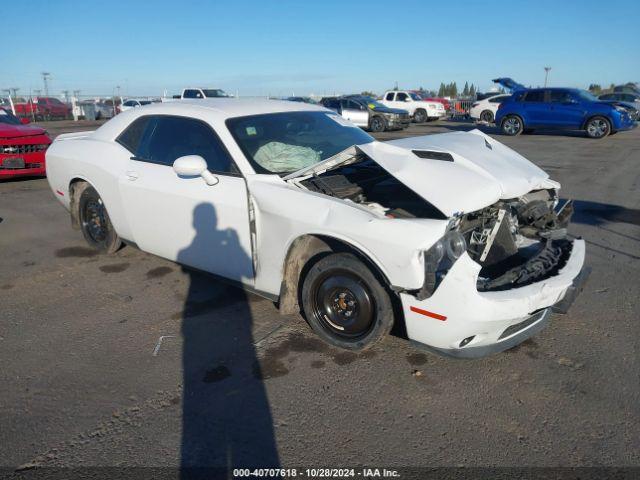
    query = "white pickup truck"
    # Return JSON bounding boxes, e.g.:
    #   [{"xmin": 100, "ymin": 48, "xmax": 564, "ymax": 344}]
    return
[{"xmin": 380, "ymin": 90, "xmax": 446, "ymax": 123}]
